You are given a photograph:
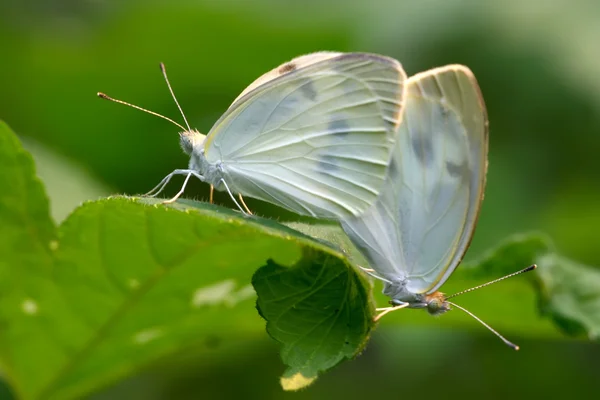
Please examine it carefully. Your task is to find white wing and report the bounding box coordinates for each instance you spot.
[230,52,343,106]
[204,52,407,219]
[341,65,488,294]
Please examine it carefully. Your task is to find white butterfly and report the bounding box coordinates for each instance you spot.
[99,52,407,219]
[340,65,535,349]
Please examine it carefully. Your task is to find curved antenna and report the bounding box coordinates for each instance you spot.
[446,265,537,300]
[97,92,187,131]
[447,301,519,350]
[160,62,192,132]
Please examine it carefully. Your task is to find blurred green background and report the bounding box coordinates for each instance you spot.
[1,0,599,398]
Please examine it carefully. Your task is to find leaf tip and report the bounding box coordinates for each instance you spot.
[280,372,316,391]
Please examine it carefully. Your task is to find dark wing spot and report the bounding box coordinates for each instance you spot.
[318,154,339,173]
[446,160,470,180]
[328,118,350,138]
[278,62,296,74]
[298,78,317,101]
[439,99,451,118]
[411,135,434,165]
[388,158,399,178]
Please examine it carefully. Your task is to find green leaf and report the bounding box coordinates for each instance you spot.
[0,121,374,398]
[252,248,373,391]
[535,253,600,339]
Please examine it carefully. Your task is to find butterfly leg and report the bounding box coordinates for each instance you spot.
[238,194,253,215]
[209,185,214,204]
[145,169,192,197]
[162,170,205,204]
[218,179,248,216]
[374,302,409,322]
[358,266,392,284]
[144,173,175,197]
[163,171,193,204]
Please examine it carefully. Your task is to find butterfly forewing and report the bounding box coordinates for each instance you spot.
[229,52,343,107]
[341,65,488,292]
[204,53,407,219]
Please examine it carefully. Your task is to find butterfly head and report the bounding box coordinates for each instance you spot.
[424,291,451,316]
[179,129,207,155]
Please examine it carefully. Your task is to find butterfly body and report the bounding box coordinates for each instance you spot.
[381,276,450,315]
[385,287,450,316]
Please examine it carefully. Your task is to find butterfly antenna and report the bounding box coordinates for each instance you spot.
[97,92,187,131]
[159,62,192,132]
[447,301,519,350]
[446,265,537,300]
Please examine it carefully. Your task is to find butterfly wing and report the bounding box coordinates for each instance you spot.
[341,65,488,293]
[203,52,407,219]
[229,52,343,107]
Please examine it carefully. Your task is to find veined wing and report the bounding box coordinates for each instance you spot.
[341,65,488,293]
[229,52,343,107]
[204,52,407,219]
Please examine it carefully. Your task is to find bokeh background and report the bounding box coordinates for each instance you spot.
[1,0,599,399]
